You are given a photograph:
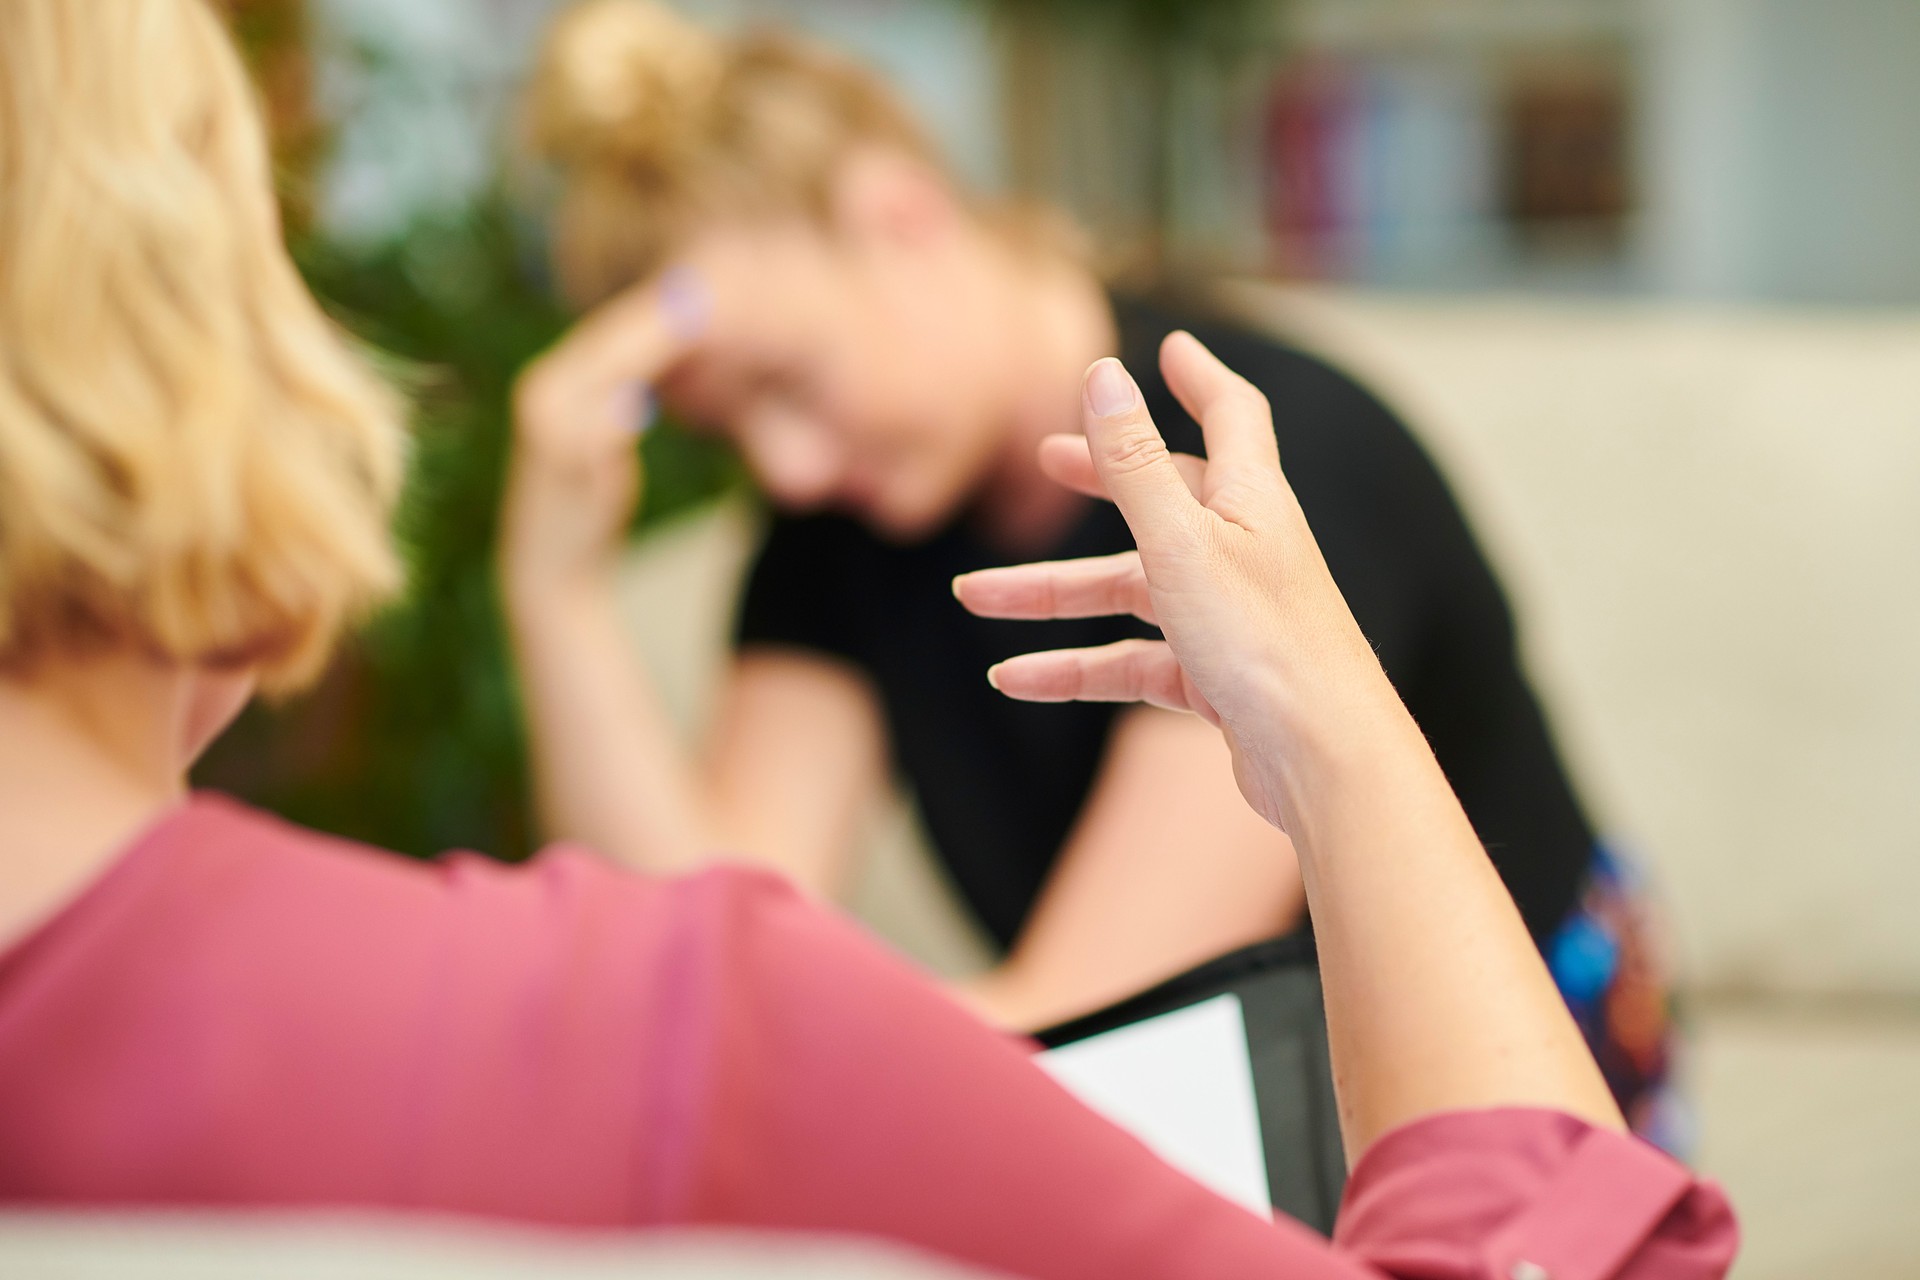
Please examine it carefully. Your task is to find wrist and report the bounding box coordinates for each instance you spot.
[1230,653,1427,833]
[500,556,619,629]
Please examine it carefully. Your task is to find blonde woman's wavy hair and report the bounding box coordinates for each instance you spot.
[0,0,406,693]
[525,0,1083,308]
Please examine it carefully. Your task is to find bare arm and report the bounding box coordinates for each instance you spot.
[505,577,710,872]
[955,333,1622,1160]
[704,648,888,892]
[956,704,1303,1031]
[505,570,885,889]
[500,275,883,890]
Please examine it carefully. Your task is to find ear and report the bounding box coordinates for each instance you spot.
[829,146,964,249]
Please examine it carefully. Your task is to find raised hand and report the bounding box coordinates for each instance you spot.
[959,332,1630,1149]
[954,331,1392,833]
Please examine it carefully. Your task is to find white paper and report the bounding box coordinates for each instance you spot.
[1037,994,1271,1215]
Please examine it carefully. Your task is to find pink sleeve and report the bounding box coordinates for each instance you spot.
[1336,1110,1739,1280]
[673,870,1357,1280]
[657,871,1737,1280]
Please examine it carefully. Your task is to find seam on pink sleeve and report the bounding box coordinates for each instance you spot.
[634,879,728,1222]
[1484,1132,1694,1280]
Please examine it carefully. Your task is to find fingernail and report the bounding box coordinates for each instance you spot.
[951,574,968,601]
[1086,358,1139,418]
[985,663,1004,691]
[659,265,712,342]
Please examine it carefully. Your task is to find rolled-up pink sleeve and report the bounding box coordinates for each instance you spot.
[1336,1109,1738,1280]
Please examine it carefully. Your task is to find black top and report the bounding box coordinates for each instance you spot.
[737,298,1594,949]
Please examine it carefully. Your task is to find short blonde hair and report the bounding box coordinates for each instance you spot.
[525,0,969,307]
[0,0,405,692]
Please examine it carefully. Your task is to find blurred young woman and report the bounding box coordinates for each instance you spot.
[504,0,1671,1129]
[0,3,1733,1273]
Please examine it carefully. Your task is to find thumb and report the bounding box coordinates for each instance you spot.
[1082,358,1201,542]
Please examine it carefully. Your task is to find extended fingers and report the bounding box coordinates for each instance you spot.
[986,639,1198,713]
[1158,331,1281,480]
[953,551,1155,624]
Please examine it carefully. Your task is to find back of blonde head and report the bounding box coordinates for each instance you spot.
[0,0,404,691]
[525,0,950,306]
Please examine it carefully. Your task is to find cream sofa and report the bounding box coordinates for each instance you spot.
[0,1215,994,1279]
[1214,285,1920,1002]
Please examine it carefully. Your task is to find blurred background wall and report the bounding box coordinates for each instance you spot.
[205,2,1919,1275]
[305,0,1920,303]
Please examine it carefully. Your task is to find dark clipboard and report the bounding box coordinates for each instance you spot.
[1035,932,1347,1234]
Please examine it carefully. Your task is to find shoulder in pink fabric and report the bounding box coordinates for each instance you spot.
[0,794,1737,1280]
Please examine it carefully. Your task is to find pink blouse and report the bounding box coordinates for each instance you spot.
[0,794,1735,1279]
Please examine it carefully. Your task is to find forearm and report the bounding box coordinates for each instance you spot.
[1260,672,1623,1158]
[504,573,717,873]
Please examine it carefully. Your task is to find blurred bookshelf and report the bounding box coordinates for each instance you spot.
[298,0,1920,304]
[997,0,1920,303]
[989,0,1649,291]
[1261,0,1639,291]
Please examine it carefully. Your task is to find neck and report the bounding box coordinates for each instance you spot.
[970,249,1118,553]
[0,652,198,952]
